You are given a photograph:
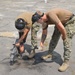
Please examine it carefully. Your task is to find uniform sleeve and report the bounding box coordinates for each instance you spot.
[48,12,61,24]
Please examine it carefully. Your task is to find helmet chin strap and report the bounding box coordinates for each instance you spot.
[41,13,44,17]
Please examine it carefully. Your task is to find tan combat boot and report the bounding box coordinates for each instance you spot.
[58,60,69,72]
[41,53,52,60]
[28,49,35,59]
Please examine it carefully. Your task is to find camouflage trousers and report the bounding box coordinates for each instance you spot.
[31,23,40,49]
[48,16,75,61]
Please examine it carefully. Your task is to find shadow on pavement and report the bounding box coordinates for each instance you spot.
[32,51,63,66]
[17,44,63,66]
[0,44,63,70]
[21,44,63,66]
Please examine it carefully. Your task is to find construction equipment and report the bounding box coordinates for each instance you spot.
[10,40,23,65]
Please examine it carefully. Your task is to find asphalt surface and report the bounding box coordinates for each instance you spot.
[0,0,75,75]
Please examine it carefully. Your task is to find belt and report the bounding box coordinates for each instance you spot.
[65,14,75,25]
[69,14,75,20]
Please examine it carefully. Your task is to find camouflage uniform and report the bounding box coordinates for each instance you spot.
[32,8,75,71]
[10,12,40,63]
[10,23,40,64]
[48,16,75,61]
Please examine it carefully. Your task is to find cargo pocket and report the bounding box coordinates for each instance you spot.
[65,21,75,38]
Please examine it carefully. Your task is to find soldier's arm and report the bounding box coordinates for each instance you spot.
[48,13,66,40]
[41,29,47,43]
[40,25,48,47]
[18,28,30,43]
[56,22,66,40]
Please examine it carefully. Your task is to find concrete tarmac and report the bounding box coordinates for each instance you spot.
[0,0,75,75]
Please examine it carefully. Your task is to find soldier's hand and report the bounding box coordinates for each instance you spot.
[62,35,66,40]
[38,42,44,51]
[15,43,20,47]
[40,42,44,47]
